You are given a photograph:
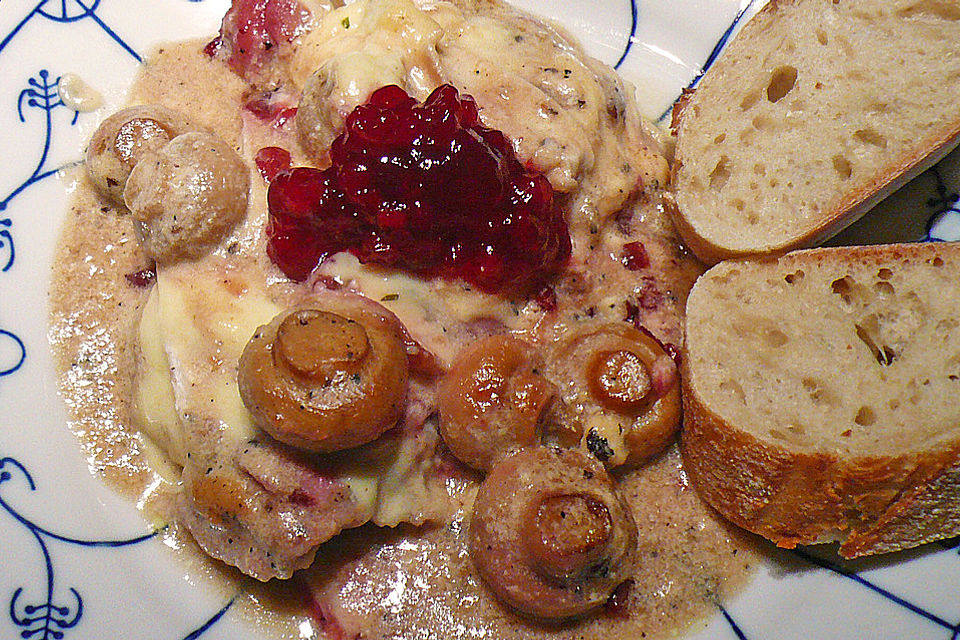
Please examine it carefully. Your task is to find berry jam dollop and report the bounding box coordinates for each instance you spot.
[266,84,571,292]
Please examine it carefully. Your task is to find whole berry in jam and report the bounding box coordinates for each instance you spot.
[266,84,571,293]
[255,146,292,182]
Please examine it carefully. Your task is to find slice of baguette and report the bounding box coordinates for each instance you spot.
[670,0,960,265]
[681,242,960,558]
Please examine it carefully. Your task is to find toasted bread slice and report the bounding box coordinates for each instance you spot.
[681,242,960,558]
[670,0,960,264]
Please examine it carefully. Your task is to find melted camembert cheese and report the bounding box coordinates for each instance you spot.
[136,255,452,525]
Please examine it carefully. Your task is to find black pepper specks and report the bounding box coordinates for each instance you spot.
[586,428,614,461]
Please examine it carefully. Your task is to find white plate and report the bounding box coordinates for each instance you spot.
[2,1,959,639]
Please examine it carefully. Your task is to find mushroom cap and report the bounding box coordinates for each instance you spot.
[124,131,250,263]
[547,323,681,467]
[86,104,195,206]
[238,296,410,452]
[438,334,556,471]
[468,446,638,620]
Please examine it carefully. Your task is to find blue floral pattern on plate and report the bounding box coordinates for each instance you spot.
[2,456,154,639]
[0,1,235,637]
[1,1,959,639]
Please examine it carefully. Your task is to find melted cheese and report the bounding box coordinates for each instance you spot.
[292,0,445,92]
[318,252,522,363]
[371,425,449,526]
[155,259,281,446]
[135,254,449,520]
[332,426,450,528]
[134,286,186,470]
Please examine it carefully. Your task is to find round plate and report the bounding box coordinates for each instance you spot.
[1,1,959,639]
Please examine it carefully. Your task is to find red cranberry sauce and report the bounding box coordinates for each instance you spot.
[255,146,292,182]
[266,84,571,293]
[245,92,298,127]
[621,241,650,271]
[125,265,157,288]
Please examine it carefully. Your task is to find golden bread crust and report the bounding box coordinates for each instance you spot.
[681,242,960,557]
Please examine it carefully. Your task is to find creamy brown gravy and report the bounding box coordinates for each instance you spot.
[49,6,759,639]
[304,454,757,640]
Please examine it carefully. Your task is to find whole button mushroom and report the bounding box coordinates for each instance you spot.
[469,446,637,620]
[547,323,681,467]
[86,104,194,206]
[297,50,406,161]
[237,297,409,452]
[123,131,250,263]
[438,334,557,471]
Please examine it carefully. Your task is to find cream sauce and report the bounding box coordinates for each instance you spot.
[49,1,759,638]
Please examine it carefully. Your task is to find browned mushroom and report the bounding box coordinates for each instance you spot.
[237,296,410,452]
[124,131,249,263]
[297,51,405,162]
[86,104,195,206]
[469,446,637,620]
[438,335,556,471]
[546,322,680,467]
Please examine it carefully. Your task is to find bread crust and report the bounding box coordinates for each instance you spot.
[672,126,960,265]
[680,243,960,558]
[681,375,960,557]
[669,0,960,265]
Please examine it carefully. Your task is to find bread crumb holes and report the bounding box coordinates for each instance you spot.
[936,317,958,332]
[769,425,806,443]
[766,65,798,103]
[897,1,960,21]
[709,156,731,190]
[836,34,855,57]
[854,406,876,426]
[873,281,895,296]
[831,276,854,303]
[854,128,887,148]
[740,90,760,111]
[719,380,746,404]
[752,114,772,131]
[784,269,804,284]
[763,328,789,347]
[802,377,830,404]
[832,154,853,180]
